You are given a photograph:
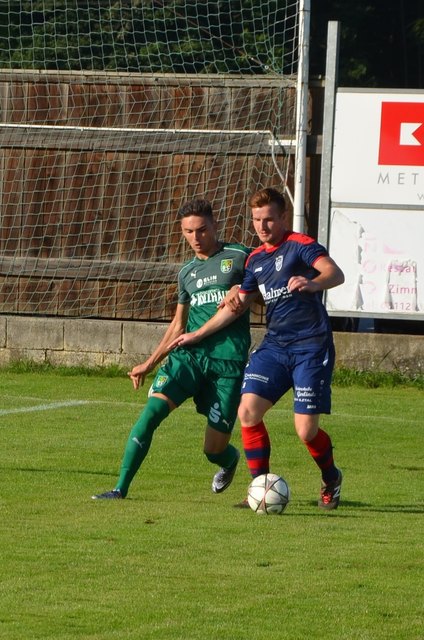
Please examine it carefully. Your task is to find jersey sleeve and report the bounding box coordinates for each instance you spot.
[177,268,190,304]
[299,239,328,268]
[239,255,260,294]
[283,231,328,268]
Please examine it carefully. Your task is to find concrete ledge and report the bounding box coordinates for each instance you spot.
[0,315,423,375]
[7,316,63,349]
[64,318,122,353]
[122,322,168,357]
[333,332,424,375]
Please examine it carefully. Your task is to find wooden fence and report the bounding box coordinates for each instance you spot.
[0,70,324,321]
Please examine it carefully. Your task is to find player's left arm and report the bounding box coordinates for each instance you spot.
[288,255,344,294]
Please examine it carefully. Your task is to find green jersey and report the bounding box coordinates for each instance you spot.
[178,242,251,362]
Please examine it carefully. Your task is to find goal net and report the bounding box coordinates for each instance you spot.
[0,1,301,321]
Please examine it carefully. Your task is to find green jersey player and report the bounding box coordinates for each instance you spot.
[92,199,250,500]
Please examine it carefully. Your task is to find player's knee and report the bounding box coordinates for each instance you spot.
[131,396,170,436]
[238,403,257,426]
[238,394,269,425]
[295,415,319,442]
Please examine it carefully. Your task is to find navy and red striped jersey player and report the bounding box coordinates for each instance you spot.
[171,188,345,510]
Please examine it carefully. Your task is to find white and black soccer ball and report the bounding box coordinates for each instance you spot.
[247,473,290,515]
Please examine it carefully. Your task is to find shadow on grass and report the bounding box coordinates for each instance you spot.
[6,467,424,514]
[359,504,424,514]
[300,499,424,514]
[3,465,117,478]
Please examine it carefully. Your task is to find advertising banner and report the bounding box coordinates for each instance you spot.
[331,91,424,207]
[326,89,424,318]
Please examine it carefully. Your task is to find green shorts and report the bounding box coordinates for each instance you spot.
[150,349,245,433]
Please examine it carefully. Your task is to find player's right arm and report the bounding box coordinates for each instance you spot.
[219,284,261,313]
[128,303,189,390]
[169,291,256,349]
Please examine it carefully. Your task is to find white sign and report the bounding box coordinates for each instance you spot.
[327,207,423,314]
[325,90,424,319]
[331,90,424,206]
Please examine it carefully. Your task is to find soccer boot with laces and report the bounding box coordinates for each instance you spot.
[212,450,240,493]
[318,469,342,510]
[92,489,124,500]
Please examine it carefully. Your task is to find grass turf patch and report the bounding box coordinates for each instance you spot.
[0,368,423,639]
[3,359,423,388]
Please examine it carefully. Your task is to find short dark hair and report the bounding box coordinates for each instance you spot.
[249,188,286,212]
[178,199,213,219]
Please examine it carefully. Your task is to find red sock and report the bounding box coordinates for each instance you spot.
[241,422,271,478]
[305,428,338,483]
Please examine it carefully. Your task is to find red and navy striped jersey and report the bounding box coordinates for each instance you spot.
[240,231,332,347]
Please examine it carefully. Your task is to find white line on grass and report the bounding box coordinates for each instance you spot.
[0,400,92,416]
[0,399,421,426]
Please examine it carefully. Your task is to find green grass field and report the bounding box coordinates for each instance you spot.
[1,366,423,639]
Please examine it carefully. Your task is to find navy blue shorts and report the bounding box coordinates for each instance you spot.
[241,340,335,415]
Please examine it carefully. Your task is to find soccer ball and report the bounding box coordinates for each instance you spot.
[247,473,290,515]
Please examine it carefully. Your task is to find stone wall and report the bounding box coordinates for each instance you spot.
[0,315,423,375]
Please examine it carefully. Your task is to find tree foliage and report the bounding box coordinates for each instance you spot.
[0,1,297,75]
[310,1,423,88]
[0,1,422,87]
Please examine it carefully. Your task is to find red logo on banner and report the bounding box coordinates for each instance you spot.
[378,102,424,166]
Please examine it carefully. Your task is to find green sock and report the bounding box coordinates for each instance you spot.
[205,444,239,469]
[115,396,170,497]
